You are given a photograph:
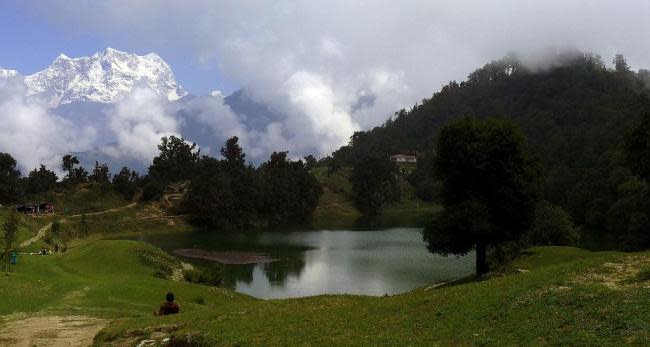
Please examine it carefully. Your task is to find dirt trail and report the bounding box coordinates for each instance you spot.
[18,223,52,248]
[18,202,138,248]
[68,202,137,218]
[0,315,106,347]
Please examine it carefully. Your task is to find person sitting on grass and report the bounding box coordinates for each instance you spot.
[154,292,180,316]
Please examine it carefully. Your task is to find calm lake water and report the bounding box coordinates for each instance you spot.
[130,228,475,299]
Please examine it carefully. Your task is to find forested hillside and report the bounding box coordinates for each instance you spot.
[334,52,650,246]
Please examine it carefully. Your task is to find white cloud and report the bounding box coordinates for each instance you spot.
[283,70,360,154]
[24,1,650,161]
[103,86,180,162]
[0,76,95,174]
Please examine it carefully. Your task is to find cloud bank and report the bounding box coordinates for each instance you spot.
[3,1,650,170]
[0,76,95,173]
[103,86,180,162]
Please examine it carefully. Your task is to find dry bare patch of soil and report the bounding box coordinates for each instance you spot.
[0,315,106,347]
[572,255,650,289]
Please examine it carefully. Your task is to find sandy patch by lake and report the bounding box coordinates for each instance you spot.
[173,249,277,264]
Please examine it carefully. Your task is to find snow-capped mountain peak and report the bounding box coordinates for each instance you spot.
[23,48,187,107]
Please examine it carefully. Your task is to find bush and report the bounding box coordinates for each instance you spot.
[182,265,223,286]
[141,180,165,201]
[137,246,179,278]
[524,201,580,246]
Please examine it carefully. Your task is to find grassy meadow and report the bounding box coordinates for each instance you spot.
[0,181,648,346]
[1,238,649,345]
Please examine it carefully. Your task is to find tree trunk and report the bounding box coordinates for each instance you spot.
[475,242,489,277]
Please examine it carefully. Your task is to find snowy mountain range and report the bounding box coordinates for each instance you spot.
[3,48,187,107]
[0,48,282,172]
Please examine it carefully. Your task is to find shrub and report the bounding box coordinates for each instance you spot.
[182,265,223,286]
[137,246,179,278]
[524,201,580,246]
[141,181,165,201]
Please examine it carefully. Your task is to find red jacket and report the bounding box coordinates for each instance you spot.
[158,302,180,315]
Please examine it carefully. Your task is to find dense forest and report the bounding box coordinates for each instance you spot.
[333,51,650,250]
[0,135,322,231]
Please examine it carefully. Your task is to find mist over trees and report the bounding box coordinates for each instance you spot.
[334,51,650,252]
[1,50,649,253]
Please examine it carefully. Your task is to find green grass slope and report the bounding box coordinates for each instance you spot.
[0,208,49,248]
[0,240,251,319]
[1,240,649,346]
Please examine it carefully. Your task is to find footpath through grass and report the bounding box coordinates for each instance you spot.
[1,239,649,346]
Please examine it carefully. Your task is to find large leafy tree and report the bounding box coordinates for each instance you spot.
[303,155,317,171]
[61,155,79,178]
[220,136,246,166]
[0,153,21,203]
[112,167,140,200]
[90,162,110,184]
[26,165,58,194]
[61,154,87,185]
[350,155,400,215]
[184,137,258,230]
[423,118,539,276]
[258,152,323,226]
[148,136,200,184]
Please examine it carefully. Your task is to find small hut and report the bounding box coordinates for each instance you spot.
[16,202,55,215]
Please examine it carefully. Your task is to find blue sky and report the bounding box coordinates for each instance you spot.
[0,2,238,95]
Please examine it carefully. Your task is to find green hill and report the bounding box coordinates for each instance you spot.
[334,53,650,243]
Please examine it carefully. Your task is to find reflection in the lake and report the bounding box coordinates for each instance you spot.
[128,228,475,299]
